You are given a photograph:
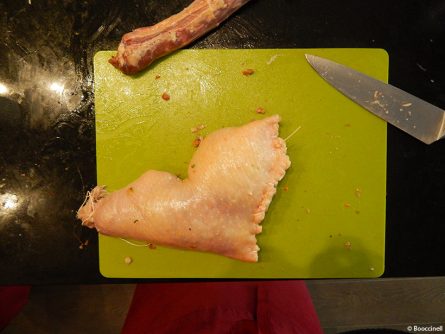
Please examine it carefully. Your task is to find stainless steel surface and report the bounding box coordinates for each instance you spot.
[305,54,445,144]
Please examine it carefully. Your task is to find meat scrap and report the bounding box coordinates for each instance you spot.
[192,136,203,148]
[109,0,251,75]
[161,92,171,101]
[77,116,291,262]
[242,68,255,76]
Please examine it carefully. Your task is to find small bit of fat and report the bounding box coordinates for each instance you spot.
[191,124,206,133]
[266,54,280,65]
[170,31,178,42]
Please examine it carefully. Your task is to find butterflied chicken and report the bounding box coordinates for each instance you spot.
[109,0,250,74]
[77,115,291,262]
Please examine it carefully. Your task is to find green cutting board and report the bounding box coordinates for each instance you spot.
[94,48,387,278]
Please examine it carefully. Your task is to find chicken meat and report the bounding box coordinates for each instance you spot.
[77,115,291,262]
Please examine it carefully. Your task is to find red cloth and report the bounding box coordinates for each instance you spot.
[0,285,31,330]
[122,281,322,334]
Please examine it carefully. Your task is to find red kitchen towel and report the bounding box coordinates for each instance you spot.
[122,281,322,334]
[0,285,30,330]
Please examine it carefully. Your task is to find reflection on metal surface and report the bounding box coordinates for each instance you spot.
[0,83,9,95]
[1,193,19,211]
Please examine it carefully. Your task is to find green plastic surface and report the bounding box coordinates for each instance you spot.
[94,49,388,278]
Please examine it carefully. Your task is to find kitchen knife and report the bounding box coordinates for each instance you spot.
[305,54,445,144]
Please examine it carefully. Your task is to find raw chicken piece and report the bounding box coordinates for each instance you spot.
[109,0,250,74]
[77,115,291,262]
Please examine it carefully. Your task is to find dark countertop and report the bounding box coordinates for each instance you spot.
[1,0,444,284]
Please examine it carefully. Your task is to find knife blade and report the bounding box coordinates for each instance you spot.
[305,54,445,144]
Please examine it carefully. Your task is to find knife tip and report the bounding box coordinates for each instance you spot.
[304,53,316,63]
